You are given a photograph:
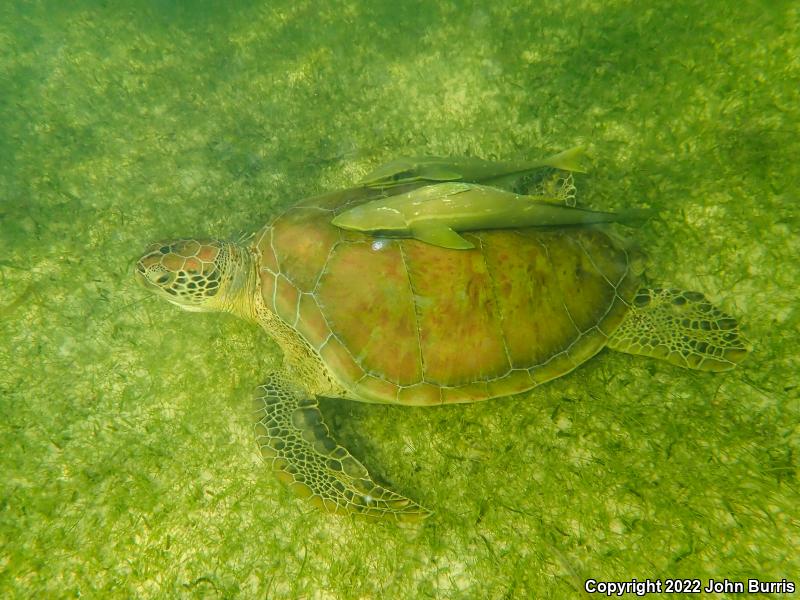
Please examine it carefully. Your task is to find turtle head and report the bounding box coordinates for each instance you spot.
[136,238,252,315]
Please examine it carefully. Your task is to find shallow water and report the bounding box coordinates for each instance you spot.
[1,1,797,598]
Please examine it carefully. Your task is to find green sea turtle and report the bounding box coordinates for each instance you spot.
[135,154,749,521]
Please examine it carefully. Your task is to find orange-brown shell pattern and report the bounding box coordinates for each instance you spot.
[255,189,640,406]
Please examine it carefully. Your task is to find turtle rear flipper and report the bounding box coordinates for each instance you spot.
[607,288,750,371]
[253,370,431,521]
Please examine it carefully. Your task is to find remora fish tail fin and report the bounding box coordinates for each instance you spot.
[541,146,589,173]
[615,207,657,225]
[411,225,475,250]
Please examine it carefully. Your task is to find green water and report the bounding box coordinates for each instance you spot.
[1,1,797,598]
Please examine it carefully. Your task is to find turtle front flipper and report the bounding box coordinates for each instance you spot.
[253,370,431,522]
[607,288,751,371]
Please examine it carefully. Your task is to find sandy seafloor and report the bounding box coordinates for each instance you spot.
[1,1,798,598]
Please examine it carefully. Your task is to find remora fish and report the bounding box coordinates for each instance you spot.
[360,146,588,189]
[331,182,650,250]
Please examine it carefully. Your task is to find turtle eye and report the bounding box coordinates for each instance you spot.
[156,273,171,285]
